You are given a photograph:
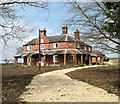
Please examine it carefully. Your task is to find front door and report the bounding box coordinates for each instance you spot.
[28,57,31,66]
[41,57,44,66]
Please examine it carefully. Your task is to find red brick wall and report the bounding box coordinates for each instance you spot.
[23,34,92,53]
[24,41,77,52]
[80,45,84,50]
[24,46,27,52]
[36,34,49,43]
[48,42,76,50]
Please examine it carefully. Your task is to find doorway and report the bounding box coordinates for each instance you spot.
[41,57,44,66]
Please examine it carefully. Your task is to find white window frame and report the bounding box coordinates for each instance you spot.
[89,47,91,51]
[28,57,30,63]
[84,46,87,51]
[41,39,44,43]
[53,55,59,62]
[53,43,58,48]
[76,43,80,48]
[40,44,44,49]
[27,45,32,51]
[68,55,74,62]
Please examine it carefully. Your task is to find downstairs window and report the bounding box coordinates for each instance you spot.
[68,55,74,62]
[53,55,59,62]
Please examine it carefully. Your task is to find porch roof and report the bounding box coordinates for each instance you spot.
[14,51,43,58]
[14,49,97,58]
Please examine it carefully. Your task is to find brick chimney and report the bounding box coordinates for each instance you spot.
[74,29,80,40]
[62,25,68,34]
[40,27,47,36]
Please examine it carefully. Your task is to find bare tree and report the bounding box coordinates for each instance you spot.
[16,46,24,54]
[0,0,48,45]
[2,59,13,64]
[65,1,120,54]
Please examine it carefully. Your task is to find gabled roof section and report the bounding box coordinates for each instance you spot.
[92,50,105,56]
[47,34,73,42]
[23,38,37,46]
[36,34,49,44]
[68,36,89,46]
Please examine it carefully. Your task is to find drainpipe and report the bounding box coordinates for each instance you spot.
[22,56,24,66]
[39,29,41,71]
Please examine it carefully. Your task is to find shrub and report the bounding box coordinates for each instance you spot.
[73,64,84,67]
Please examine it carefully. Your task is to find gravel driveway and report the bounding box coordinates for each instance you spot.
[20,65,118,102]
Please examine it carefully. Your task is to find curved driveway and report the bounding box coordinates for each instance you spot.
[20,65,118,102]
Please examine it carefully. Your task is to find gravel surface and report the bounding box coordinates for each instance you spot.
[20,65,118,102]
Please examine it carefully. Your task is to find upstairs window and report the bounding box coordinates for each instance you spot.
[41,44,44,49]
[89,47,91,51]
[41,39,44,43]
[53,55,59,62]
[76,43,80,48]
[27,45,32,50]
[84,46,87,51]
[28,57,30,63]
[53,43,58,48]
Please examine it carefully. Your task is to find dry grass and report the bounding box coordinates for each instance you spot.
[2,64,74,103]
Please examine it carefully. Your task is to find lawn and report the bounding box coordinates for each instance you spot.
[66,65,119,96]
[2,64,74,103]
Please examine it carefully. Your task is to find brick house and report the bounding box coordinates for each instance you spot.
[14,25,100,66]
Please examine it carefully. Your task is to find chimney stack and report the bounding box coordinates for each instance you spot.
[74,29,80,40]
[40,27,47,36]
[62,25,68,34]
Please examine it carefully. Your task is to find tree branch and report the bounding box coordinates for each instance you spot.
[74,2,120,45]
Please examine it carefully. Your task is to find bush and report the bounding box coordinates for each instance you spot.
[73,64,84,67]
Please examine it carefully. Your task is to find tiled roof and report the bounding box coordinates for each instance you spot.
[92,50,105,56]
[14,49,98,58]
[24,38,37,46]
[14,49,88,58]
[47,35,73,42]
[23,34,89,46]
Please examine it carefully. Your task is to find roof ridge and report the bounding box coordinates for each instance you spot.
[47,35,62,37]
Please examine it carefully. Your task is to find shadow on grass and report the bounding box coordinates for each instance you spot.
[2,64,75,103]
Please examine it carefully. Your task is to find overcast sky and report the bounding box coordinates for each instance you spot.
[1,2,118,63]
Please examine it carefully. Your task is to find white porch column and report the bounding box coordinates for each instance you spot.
[22,57,24,66]
[64,54,67,65]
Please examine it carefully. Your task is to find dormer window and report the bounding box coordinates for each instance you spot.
[53,43,58,48]
[41,39,44,43]
[84,46,87,51]
[27,45,32,50]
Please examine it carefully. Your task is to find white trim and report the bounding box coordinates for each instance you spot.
[41,44,45,49]
[53,43,58,48]
[64,50,67,54]
[65,34,68,41]
[41,39,44,43]
[89,47,91,51]
[27,45,32,51]
[84,46,87,51]
[53,55,59,62]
